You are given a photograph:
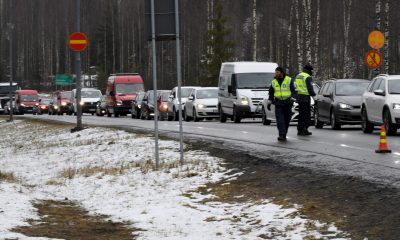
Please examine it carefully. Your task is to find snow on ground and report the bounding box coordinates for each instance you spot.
[0,119,349,239]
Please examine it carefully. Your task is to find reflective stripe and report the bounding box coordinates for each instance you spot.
[295,72,310,95]
[380,139,387,143]
[272,76,292,100]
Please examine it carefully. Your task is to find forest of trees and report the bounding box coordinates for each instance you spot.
[0,0,399,92]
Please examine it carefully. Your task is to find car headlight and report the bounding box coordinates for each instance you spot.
[393,103,400,110]
[20,103,25,107]
[338,103,353,109]
[240,96,249,105]
[54,106,59,109]
[61,102,67,106]
[35,103,39,106]
[40,106,46,109]
[79,101,84,106]
[138,104,141,109]
[162,104,168,109]
[116,100,123,106]
[197,104,205,109]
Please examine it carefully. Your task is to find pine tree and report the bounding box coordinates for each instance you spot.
[203,0,235,86]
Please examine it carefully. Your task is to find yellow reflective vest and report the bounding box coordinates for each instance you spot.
[272,76,292,100]
[295,72,310,96]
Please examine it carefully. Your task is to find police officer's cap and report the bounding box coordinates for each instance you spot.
[303,64,313,71]
[275,66,285,74]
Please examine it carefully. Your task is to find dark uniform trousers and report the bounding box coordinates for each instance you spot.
[275,103,293,136]
[297,102,311,131]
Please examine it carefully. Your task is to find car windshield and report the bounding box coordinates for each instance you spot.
[21,95,38,102]
[161,94,169,101]
[177,88,193,98]
[335,82,370,96]
[61,92,71,99]
[235,73,275,89]
[388,79,400,94]
[41,99,51,105]
[116,84,144,95]
[136,93,145,101]
[81,91,101,98]
[313,84,320,94]
[196,89,218,99]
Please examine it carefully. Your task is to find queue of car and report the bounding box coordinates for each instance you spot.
[1,64,400,136]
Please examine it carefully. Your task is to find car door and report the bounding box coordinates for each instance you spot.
[185,89,195,117]
[319,82,333,120]
[367,78,383,122]
[374,78,387,123]
[315,82,326,120]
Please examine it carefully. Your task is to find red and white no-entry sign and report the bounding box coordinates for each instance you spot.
[68,32,88,52]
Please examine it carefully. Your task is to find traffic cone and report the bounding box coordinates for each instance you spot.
[375,125,392,153]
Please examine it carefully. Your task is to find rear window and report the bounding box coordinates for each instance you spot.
[335,82,369,96]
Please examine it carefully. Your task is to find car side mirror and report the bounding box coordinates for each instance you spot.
[188,96,194,100]
[374,89,385,96]
[169,95,174,99]
[323,93,332,98]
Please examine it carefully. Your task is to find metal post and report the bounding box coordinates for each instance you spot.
[7,23,14,122]
[151,0,160,169]
[175,0,184,164]
[75,0,83,130]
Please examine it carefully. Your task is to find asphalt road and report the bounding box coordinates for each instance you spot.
[18,114,400,188]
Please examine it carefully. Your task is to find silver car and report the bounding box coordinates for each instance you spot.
[184,87,219,122]
[361,74,400,135]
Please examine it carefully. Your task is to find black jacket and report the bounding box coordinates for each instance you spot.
[268,75,296,105]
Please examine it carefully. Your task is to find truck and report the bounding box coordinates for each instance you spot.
[105,73,145,117]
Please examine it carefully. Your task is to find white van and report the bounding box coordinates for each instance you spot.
[218,62,278,123]
[68,88,102,115]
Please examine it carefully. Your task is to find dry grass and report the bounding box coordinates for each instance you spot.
[0,171,16,182]
[13,200,139,240]
[59,165,125,179]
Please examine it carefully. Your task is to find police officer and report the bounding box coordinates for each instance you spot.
[267,67,296,141]
[295,64,316,136]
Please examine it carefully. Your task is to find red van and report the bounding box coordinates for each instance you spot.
[106,73,144,117]
[55,91,72,115]
[15,90,39,114]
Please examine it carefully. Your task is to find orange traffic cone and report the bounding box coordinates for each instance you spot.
[375,125,392,153]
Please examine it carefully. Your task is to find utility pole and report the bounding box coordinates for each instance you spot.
[150,0,160,169]
[175,0,184,164]
[7,23,15,122]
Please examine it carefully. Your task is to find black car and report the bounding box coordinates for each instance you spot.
[140,90,169,120]
[314,79,370,129]
[96,95,108,116]
[131,92,145,119]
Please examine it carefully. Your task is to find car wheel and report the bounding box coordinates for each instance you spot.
[233,106,241,123]
[262,107,271,126]
[136,109,141,119]
[383,109,397,136]
[330,110,341,130]
[219,106,227,123]
[314,108,324,129]
[361,107,374,134]
[114,111,119,117]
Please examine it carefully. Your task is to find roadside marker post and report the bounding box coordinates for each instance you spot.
[375,125,391,153]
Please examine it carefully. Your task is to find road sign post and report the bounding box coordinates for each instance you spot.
[69,0,88,132]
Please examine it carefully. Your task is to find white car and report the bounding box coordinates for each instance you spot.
[167,86,200,121]
[184,87,219,122]
[69,88,102,115]
[258,83,320,125]
[361,74,400,135]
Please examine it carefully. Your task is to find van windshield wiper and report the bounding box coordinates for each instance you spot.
[390,92,400,94]
[117,93,126,96]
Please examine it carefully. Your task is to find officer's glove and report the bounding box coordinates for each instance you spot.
[267,100,272,111]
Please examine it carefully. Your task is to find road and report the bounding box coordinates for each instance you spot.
[19,114,400,188]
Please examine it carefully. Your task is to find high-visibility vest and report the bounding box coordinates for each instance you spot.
[272,76,292,100]
[295,72,310,95]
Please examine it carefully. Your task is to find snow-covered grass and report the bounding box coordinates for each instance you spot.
[0,119,349,239]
